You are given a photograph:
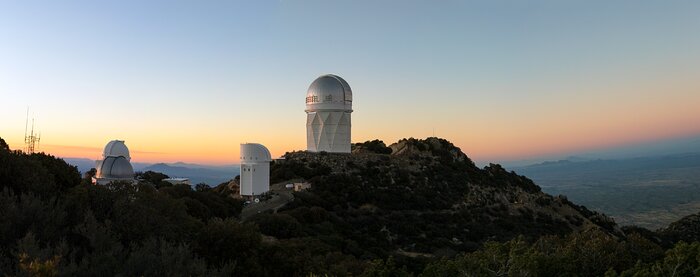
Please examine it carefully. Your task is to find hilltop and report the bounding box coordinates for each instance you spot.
[658,211,700,245]
[253,137,619,257]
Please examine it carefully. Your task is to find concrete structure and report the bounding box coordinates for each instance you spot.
[305,74,353,153]
[93,140,135,185]
[293,182,311,192]
[240,143,271,196]
[163,178,190,185]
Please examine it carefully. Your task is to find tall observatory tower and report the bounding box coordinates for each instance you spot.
[305,74,353,153]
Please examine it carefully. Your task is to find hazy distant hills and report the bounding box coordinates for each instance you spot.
[62,158,239,186]
[513,152,700,229]
[143,163,238,186]
[61,158,98,174]
[498,134,700,168]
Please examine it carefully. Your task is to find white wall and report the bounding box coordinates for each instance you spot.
[240,163,270,196]
[306,111,351,153]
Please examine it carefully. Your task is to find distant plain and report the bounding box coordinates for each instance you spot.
[514,153,700,229]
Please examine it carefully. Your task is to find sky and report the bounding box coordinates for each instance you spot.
[1,0,699,165]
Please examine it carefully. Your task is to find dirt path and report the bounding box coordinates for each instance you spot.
[240,183,295,221]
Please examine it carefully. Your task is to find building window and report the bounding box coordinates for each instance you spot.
[306,95,322,103]
[325,94,332,102]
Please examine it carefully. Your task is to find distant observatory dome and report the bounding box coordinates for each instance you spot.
[103,140,130,160]
[305,74,352,112]
[240,143,272,196]
[95,156,134,179]
[240,143,272,163]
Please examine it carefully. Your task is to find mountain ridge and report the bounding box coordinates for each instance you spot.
[3,136,700,275]
[235,137,623,255]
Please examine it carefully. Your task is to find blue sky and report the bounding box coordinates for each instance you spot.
[1,1,699,164]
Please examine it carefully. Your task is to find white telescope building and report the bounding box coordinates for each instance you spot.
[305,74,353,153]
[93,140,135,185]
[240,143,271,197]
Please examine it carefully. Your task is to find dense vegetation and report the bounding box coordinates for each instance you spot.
[352,140,393,154]
[0,138,246,276]
[420,231,700,276]
[268,138,614,257]
[2,137,700,276]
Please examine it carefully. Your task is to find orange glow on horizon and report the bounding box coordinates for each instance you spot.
[3,65,699,166]
[6,122,699,167]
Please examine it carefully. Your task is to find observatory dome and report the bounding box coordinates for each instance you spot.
[240,143,272,164]
[103,140,130,160]
[305,74,352,112]
[95,156,134,179]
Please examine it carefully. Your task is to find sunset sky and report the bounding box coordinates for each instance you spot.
[1,1,699,165]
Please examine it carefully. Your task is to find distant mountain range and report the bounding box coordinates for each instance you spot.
[512,152,700,229]
[143,163,238,186]
[62,158,239,186]
[497,134,700,167]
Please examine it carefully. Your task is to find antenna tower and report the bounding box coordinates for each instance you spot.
[24,108,41,154]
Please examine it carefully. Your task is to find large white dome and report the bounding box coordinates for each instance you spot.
[103,140,130,160]
[305,74,352,112]
[95,156,134,179]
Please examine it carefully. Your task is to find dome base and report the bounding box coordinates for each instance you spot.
[306,111,351,153]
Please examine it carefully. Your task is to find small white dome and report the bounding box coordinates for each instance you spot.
[305,74,352,112]
[240,143,272,164]
[95,156,134,179]
[103,140,130,160]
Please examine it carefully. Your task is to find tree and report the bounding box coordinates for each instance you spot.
[0,137,9,152]
[250,213,303,239]
[135,171,169,187]
[82,168,97,185]
[195,183,209,192]
[353,140,392,154]
[195,218,261,269]
[361,257,412,277]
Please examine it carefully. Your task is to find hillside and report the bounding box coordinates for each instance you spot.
[260,137,620,256]
[658,211,700,244]
[3,136,700,276]
[513,153,700,229]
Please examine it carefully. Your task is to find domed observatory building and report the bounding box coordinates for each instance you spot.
[240,143,272,198]
[305,74,353,153]
[92,140,135,185]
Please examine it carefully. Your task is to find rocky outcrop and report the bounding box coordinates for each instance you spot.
[212,176,242,199]
[658,212,700,244]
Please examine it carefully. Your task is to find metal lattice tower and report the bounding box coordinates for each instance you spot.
[24,108,41,154]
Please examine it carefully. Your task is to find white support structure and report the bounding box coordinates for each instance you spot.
[240,143,271,196]
[305,74,353,153]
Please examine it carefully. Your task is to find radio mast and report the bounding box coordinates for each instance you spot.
[24,108,41,154]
